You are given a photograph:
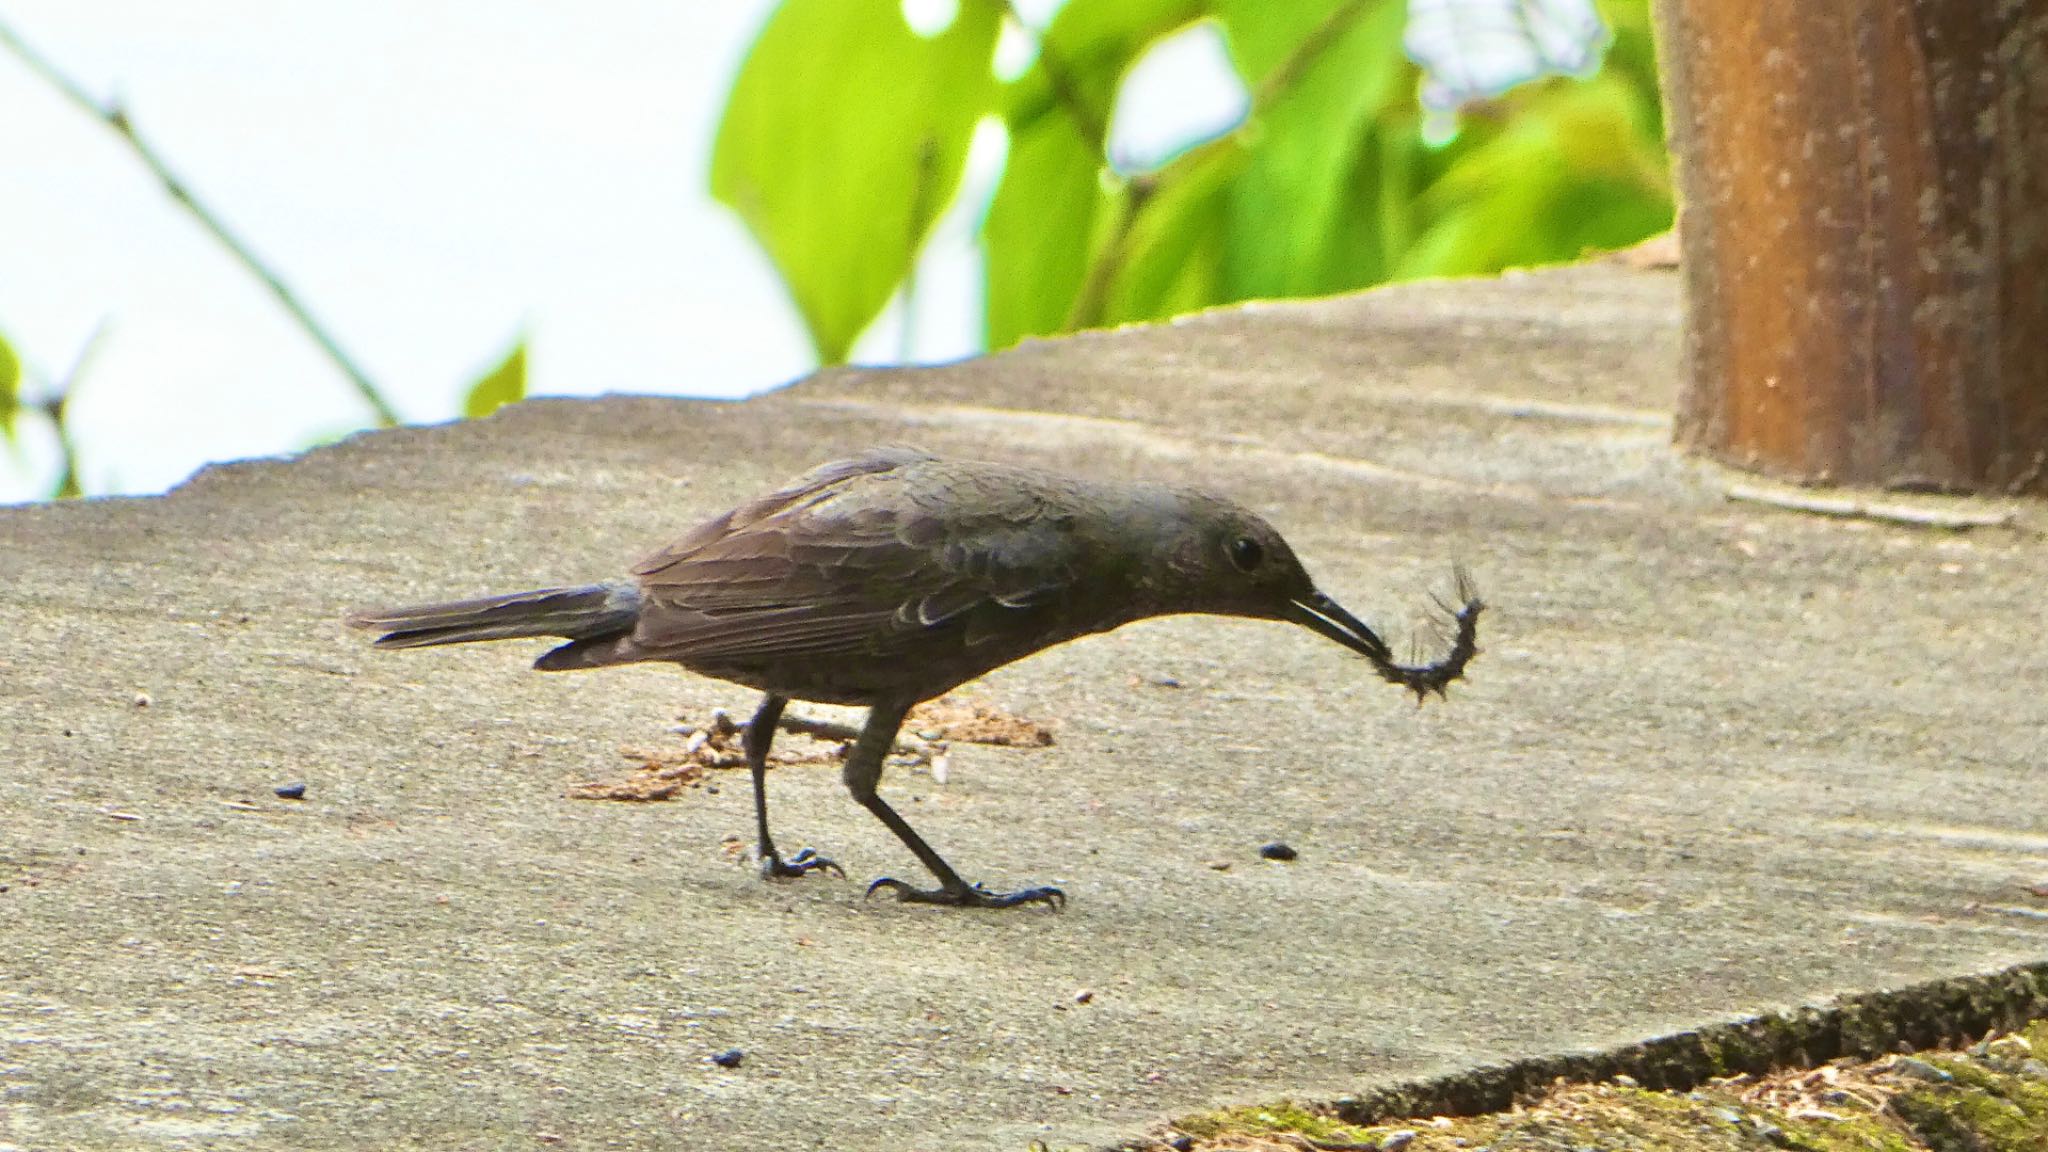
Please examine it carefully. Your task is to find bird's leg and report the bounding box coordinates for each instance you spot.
[849,702,1063,911]
[746,692,842,881]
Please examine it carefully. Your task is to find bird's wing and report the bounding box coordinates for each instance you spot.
[632,445,937,571]
[627,456,1083,665]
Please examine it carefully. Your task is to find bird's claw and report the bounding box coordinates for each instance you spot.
[760,846,845,880]
[863,876,1065,911]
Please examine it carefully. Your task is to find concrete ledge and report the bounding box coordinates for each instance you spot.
[1329,959,2048,1129]
[5,264,2047,1150]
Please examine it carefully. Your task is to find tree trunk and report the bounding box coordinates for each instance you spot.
[1654,1,2048,494]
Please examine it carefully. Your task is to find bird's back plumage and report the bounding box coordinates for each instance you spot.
[570,447,1159,702]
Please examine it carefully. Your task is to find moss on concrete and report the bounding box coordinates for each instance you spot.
[1172,1101,1380,1144]
[1247,964,2048,1134]
[1166,1018,2048,1152]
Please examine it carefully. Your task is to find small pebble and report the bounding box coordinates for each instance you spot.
[1073,989,1094,1005]
[133,692,152,708]
[274,782,307,800]
[1259,841,1298,862]
[1381,1130,1417,1152]
[1166,1136,1194,1152]
[1206,859,1232,872]
[1891,1056,1952,1083]
[1611,1073,1639,1088]
[708,1048,744,1069]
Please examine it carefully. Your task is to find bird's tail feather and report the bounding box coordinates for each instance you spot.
[346,583,640,650]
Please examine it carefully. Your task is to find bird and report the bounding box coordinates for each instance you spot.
[347,447,1482,910]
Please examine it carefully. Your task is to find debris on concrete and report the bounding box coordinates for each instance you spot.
[566,696,1051,801]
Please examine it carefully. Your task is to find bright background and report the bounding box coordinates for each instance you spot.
[0,0,1267,500]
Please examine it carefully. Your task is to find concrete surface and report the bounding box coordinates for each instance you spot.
[4,263,2048,1151]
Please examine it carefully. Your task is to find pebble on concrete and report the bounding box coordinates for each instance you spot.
[1890,1056,1953,1083]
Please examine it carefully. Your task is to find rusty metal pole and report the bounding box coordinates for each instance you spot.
[1653,2,2048,494]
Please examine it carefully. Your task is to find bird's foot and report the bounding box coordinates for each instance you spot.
[864,877,1065,911]
[760,846,845,881]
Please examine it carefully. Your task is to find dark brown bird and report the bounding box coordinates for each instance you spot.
[347,447,1481,910]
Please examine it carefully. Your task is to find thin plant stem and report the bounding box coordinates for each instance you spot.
[0,13,403,427]
[1048,0,1380,335]
[40,318,110,498]
[1000,0,1111,146]
[1254,0,1378,107]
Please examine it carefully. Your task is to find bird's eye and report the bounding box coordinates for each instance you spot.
[1228,535,1264,572]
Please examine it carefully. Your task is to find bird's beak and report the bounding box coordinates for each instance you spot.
[1285,591,1393,663]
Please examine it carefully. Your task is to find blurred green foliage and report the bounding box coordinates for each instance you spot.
[463,338,529,420]
[0,328,18,445]
[714,0,1002,364]
[714,0,1671,363]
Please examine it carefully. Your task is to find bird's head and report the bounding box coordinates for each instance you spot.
[1155,496,1307,612]
[1115,485,1479,699]
[1147,494,1388,665]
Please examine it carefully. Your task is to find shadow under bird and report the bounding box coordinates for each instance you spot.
[347,448,1482,910]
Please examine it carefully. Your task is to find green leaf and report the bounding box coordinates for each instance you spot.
[1219,0,1409,298]
[1397,74,1672,278]
[712,0,1001,364]
[1102,138,1248,324]
[986,0,1208,347]
[1214,0,1360,86]
[984,108,1116,348]
[0,327,18,446]
[1389,0,1669,279]
[1395,172,1560,279]
[1004,0,1207,133]
[1595,0,1664,142]
[463,339,526,419]
[1368,117,1423,266]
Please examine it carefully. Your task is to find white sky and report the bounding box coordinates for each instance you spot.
[0,0,1251,501]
